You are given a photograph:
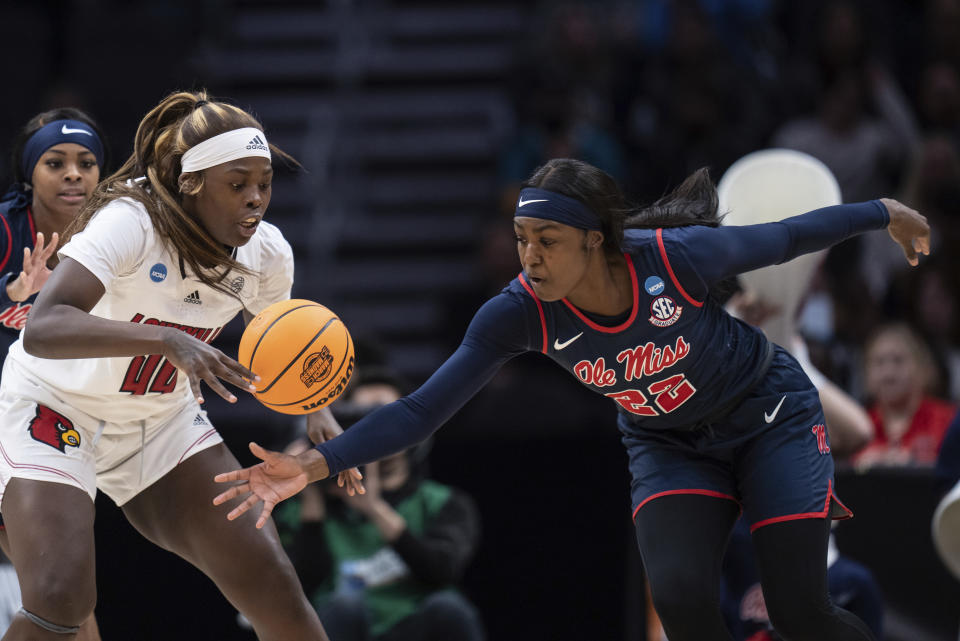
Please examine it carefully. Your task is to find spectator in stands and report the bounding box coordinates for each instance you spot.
[275,367,485,641]
[854,322,958,467]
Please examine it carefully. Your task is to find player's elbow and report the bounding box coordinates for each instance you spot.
[22,310,55,357]
[22,323,44,356]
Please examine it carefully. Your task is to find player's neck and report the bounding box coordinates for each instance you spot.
[566,252,632,316]
[30,198,72,255]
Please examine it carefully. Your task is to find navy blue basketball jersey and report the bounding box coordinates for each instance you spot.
[0,197,41,360]
[316,200,889,475]
[508,227,769,433]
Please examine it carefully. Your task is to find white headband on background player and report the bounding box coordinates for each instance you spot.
[180,127,271,174]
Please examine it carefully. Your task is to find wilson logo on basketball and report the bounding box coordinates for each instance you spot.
[300,346,334,387]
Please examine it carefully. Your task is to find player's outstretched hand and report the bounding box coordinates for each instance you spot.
[881,198,931,266]
[161,330,259,404]
[6,231,59,302]
[213,442,331,528]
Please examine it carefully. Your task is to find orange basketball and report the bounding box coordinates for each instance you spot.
[238,299,355,415]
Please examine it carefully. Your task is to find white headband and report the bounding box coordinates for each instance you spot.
[180,127,272,173]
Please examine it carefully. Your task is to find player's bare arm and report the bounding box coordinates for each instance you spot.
[24,256,258,403]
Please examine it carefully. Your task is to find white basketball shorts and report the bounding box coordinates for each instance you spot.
[0,364,222,507]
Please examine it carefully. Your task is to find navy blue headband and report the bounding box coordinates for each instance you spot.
[20,119,105,183]
[514,187,602,231]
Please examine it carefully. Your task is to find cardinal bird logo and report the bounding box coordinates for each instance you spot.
[28,405,81,452]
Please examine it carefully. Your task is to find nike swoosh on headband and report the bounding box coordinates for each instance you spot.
[61,125,93,136]
[518,198,548,207]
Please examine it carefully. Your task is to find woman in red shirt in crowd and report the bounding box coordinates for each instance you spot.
[855,322,958,466]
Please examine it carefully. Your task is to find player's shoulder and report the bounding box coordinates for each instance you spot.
[467,277,530,322]
[501,275,537,305]
[253,220,291,253]
[89,196,153,232]
[622,227,658,252]
[0,194,22,219]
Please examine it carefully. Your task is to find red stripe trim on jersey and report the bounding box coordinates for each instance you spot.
[178,428,218,464]
[632,488,739,520]
[561,253,640,333]
[0,440,85,487]
[26,207,36,245]
[656,228,703,308]
[518,273,548,354]
[0,212,12,272]
[749,479,852,532]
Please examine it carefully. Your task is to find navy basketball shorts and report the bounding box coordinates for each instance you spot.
[624,350,852,532]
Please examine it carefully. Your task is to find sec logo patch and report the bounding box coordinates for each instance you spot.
[649,296,682,327]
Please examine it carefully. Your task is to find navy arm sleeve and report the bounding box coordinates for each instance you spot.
[662,200,889,301]
[0,209,15,311]
[0,272,16,310]
[315,293,532,475]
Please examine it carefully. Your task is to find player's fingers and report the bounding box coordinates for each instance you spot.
[227,494,260,521]
[901,240,918,266]
[201,368,237,403]
[248,441,274,463]
[211,356,259,393]
[217,353,260,384]
[39,233,59,260]
[212,483,248,505]
[344,469,365,495]
[187,372,204,404]
[214,468,250,483]
[256,501,276,529]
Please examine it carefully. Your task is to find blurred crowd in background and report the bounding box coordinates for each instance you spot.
[3,1,960,640]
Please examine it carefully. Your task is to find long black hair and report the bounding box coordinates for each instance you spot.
[523,159,723,254]
[624,167,723,230]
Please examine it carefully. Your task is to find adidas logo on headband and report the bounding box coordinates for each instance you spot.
[246,135,268,152]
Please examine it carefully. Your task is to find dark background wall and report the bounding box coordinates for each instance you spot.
[4,0,960,639]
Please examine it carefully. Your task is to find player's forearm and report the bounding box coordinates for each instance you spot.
[775,200,889,262]
[23,303,175,359]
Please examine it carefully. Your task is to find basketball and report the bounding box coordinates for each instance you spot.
[238,299,355,415]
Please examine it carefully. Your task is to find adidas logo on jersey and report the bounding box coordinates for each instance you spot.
[183,290,202,305]
[246,135,268,152]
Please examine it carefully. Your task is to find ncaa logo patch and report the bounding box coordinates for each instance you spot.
[150,263,167,283]
[649,296,682,327]
[644,276,665,296]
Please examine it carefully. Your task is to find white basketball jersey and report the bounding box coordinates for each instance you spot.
[4,198,293,425]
